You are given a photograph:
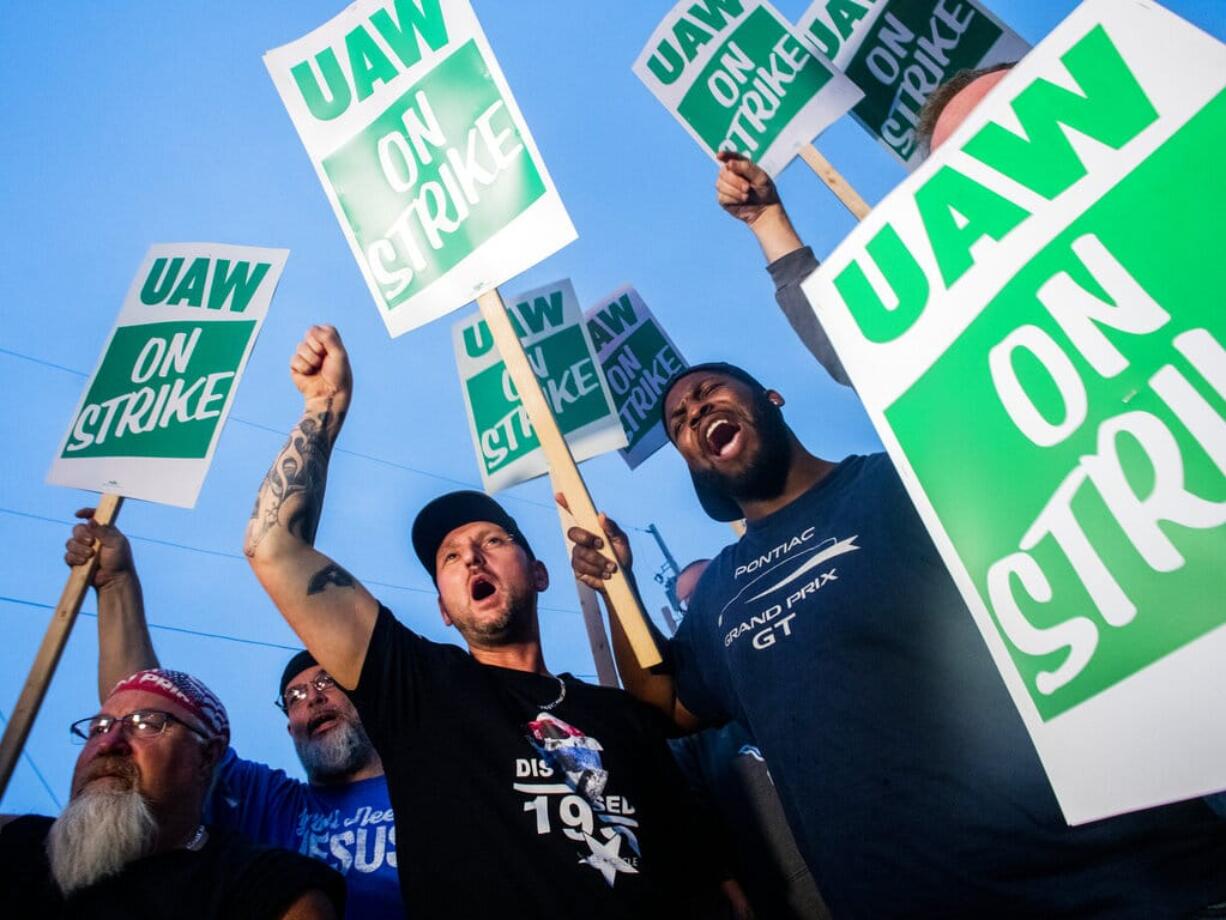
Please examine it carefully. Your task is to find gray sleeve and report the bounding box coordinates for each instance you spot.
[768,246,853,388]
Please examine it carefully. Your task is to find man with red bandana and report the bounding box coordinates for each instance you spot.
[0,668,343,918]
[61,510,401,919]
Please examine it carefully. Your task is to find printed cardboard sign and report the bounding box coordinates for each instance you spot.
[584,286,687,469]
[48,243,288,508]
[454,280,626,492]
[265,0,576,337]
[801,0,1226,824]
[797,0,1028,168]
[634,0,863,176]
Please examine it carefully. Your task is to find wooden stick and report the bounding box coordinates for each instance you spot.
[800,143,871,221]
[554,495,619,687]
[576,585,619,687]
[660,606,678,636]
[0,493,124,801]
[477,289,662,668]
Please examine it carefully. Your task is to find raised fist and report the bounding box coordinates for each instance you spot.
[290,324,353,415]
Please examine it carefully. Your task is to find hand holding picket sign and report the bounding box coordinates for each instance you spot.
[558,494,634,594]
[64,508,134,591]
[715,150,781,226]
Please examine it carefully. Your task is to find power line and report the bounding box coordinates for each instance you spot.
[0,506,586,619]
[0,344,564,517]
[0,594,301,653]
[0,704,62,810]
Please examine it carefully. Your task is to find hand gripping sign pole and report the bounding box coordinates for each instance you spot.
[0,494,123,799]
[800,143,871,220]
[478,288,661,669]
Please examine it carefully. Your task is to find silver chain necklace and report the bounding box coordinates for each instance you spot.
[184,825,208,852]
[538,675,567,712]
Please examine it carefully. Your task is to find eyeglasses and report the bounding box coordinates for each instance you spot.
[70,709,212,745]
[276,672,337,713]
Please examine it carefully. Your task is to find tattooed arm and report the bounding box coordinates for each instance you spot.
[244,325,378,690]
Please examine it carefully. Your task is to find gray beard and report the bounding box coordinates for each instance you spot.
[295,717,375,782]
[46,787,157,896]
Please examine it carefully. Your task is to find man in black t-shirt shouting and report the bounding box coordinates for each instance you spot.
[244,325,720,920]
[0,668,343,918]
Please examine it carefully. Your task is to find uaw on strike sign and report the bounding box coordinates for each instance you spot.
[265,0,575,337]
[796,0,1028,169]
[802,0,1226,824]
[47,243,287,508]
[635,0,862,177]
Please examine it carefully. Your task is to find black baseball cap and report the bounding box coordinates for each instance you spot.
[412,490,534,580]
[660,362,769,523]
[279,650,318,699]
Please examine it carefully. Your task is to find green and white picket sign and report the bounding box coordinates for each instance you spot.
[47,243,289,508]
[454,279,626,492]
[796,0,1028,169]
[584,286,687,470]
[801,0,1226,824]
[264,0,576,338]
[634,0,863,177]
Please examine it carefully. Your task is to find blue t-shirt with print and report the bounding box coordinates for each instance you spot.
[671,452,1226,919]
[207,749,401,919]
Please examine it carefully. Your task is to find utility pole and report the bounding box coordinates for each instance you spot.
[645,524,682,623]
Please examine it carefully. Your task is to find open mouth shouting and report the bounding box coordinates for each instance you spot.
[701,414,745,462]
[307,710,343,737]
[470,574,498,603]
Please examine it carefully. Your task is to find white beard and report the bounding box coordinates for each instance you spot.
[294,717,374,782]
[46,786,157,896]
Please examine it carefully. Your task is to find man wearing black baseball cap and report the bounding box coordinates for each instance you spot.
[244,325,725,919]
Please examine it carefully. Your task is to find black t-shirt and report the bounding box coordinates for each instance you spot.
[347,604,716,919]
[0,815,344,919]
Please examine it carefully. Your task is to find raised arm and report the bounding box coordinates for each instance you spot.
[716,151,852,387]
[64,508,159,702]
[564,508,703,733]
[244,325,377,690]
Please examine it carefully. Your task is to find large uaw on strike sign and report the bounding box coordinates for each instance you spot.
[264,0,576,337]
[635,0,863,176]
[47,243,288,508]
[796,0,1029,169]
[802,0,1226,824]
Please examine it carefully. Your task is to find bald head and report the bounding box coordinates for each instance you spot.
[930,69,1011,151]
[916,62,1015,155]
[675,559,711,607]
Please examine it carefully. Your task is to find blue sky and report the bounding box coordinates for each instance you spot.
[1,0,1222,813]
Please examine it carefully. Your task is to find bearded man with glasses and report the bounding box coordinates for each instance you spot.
[51,509,400,920]
[0,669,343,918]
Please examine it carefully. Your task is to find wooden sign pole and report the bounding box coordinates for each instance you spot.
[0,493,124,801]
[477,289,662,668]
[800,143,871,221]
[576,584,620,687]
[554,494,619,687]
[660,606,678,636]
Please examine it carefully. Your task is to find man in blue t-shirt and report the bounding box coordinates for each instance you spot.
[568,66,1226,912]
[64,513,401,919]
[569,362,1226,917]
